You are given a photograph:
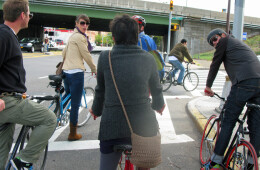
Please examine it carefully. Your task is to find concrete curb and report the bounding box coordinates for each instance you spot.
[186,97,208,134]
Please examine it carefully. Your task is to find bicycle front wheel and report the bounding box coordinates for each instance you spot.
[225,140,259,170]
[200,114,220,165]
[183,72,199,91]
[78,87,95,127]
[160,71,172,92]
[20,127,48,170]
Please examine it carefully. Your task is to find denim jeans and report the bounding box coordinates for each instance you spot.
[169,60,185,84]
[213,78,260,163]
[63,72,84,126]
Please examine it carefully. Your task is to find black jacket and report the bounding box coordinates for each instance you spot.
[0,24,26,93]
[207,35,260,87]
[92,45,164,141]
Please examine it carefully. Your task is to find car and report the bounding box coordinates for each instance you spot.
[20,37,43,53]
[55,39,64,45]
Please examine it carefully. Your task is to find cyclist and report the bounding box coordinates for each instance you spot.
[0,0,57,169]
[204,28,260,170]
[168,39,195,85]
[132,15,165,79]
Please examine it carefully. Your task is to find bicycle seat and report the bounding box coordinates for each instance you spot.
[113,144,132,153]
[49,75,62,83]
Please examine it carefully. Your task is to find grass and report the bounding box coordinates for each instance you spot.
[192,35,260,60]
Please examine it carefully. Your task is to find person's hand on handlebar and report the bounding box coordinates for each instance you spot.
[0,99,5,112]
[204,87,214,97]
[89,108,97,120]
[191,61,195,64]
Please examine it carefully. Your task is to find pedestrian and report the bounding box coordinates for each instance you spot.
[168,39,195,85]
[204,28,260,170]
[89,14,165,170]
[0,0,57,169]
[44,37,49,52]
[62,14,97,141]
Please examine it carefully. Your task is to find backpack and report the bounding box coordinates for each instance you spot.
[142,38,165,71]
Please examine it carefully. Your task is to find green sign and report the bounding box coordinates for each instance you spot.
[172,16,183,20]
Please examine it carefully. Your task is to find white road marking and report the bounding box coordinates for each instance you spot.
[38,76,48,79]
[45,96,194,151]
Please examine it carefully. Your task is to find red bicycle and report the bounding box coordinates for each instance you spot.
[114,144,150,170]
[200,93,259,170]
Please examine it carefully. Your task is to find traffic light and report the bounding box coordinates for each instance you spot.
[170,0,173,11]
[171,23,180,31]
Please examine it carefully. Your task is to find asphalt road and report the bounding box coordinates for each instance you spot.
[10,52,207,170]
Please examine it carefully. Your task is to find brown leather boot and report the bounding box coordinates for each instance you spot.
[68,123,82,141]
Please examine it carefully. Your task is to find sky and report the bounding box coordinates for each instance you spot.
[143,0,260,18]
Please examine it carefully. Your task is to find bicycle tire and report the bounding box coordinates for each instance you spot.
[200,114,220,165]
[78,87,95,127]
[160,71,172,92]
[183,72,199,91]
[19,127,48,170]
[225,139,259,170]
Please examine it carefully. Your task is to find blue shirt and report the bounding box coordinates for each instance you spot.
[138,32,157,52]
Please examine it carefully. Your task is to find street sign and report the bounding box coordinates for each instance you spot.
[242,32,247,40]
[172,16,183,20]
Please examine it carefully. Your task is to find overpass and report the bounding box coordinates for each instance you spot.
[0,0,259,53]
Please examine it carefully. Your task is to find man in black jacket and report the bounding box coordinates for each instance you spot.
[204,28,260,169]
[0,0,56,169]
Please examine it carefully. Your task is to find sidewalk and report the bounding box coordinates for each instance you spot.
[187,59,224,133]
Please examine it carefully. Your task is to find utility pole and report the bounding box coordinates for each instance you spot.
[226,0,231,34]
[233,0,245,40]
[166,0,173,62]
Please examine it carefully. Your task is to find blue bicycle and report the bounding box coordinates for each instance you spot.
[47,74,95,128]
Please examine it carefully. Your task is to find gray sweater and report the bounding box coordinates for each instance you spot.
[92,45,164,141]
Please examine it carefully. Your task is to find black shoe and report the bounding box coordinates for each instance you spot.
[177,82,183,86]
[10,157,33,170]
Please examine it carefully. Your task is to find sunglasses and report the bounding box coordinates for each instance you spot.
[210,35,219,45]
[80,21,90,26]
[29,13,33,19]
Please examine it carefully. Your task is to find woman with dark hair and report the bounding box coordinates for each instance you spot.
[90,14,165,170]
[62,14,96,141]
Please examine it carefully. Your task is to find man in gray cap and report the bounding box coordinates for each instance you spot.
[204,28,260,169]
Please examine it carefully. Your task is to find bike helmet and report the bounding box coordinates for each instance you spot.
[132,15,146,27]
[207,28,227,46]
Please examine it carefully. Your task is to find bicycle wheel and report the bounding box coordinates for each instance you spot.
[183,72,199,91]
[160,71,172,92]
[78,87,95,127]
[226,140,259,170]
[200,114,220,165]
[20,127,48,170]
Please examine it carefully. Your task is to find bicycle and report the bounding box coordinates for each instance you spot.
[114,144,150,170]
[200,93,259,170]
[160,61,199,92]
[47,73,95,128]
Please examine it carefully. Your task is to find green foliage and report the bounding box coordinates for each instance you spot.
[153,36,163,48]
[95,33,114,46]
[193,51,215,61]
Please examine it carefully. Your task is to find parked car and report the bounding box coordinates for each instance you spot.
[20,37,43,53]
[55,39,64,45]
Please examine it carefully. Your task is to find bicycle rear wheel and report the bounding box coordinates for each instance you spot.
[78,87,95,127]
[160,71,172,92]
[225,140,259,170]
[20,127,48,170]
[200,114,220,165]
[183,72,199,91]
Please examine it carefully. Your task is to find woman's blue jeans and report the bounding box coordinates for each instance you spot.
[169,60,185,84]
[213,78,260,161]
[63,72,84,126]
